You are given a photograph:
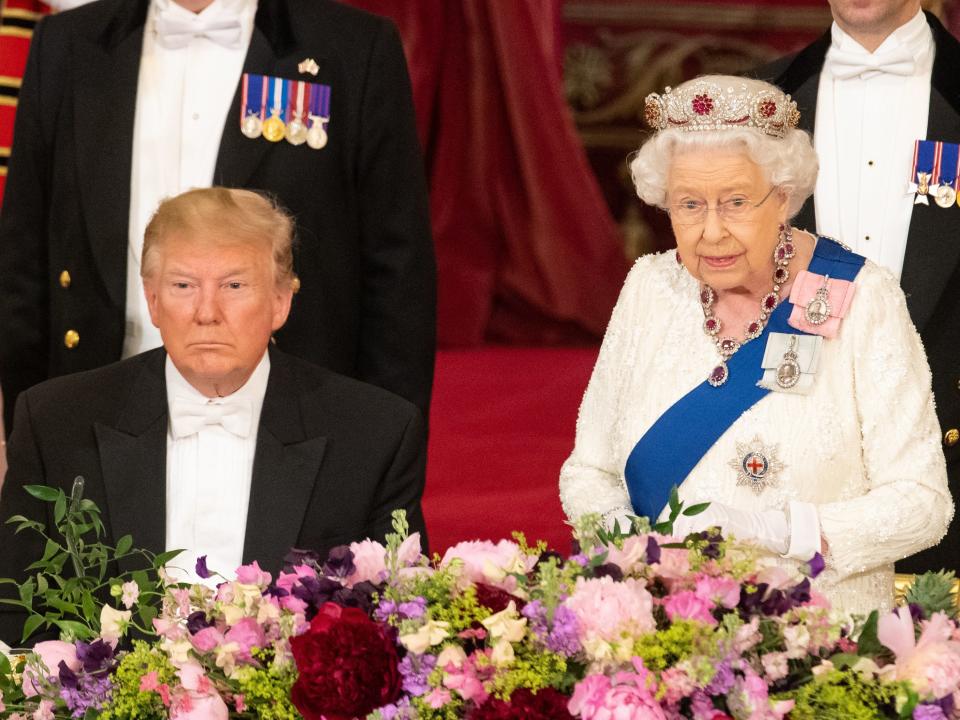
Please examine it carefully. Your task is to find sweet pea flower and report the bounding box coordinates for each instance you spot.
[345,539,388,586]
[442,654,490,704]
[424,687,452,708]
[436,644,467,670]
[190,627,226,654]
[399,619,450,654]
[170,664,229,720]
[480,601,527,643]
[761,652,790,682]
[120,580,140,609]
[695,575,742,609]
[22,641,80,697]
[235,561,272,588]
[782,623,812,659]
[32,699,55,720]
[99,605,132,645]
[663,590,718,626]
[879,608,960,699]
[224,617,266,664]
[602,535,649,575]
[490,638,515,666]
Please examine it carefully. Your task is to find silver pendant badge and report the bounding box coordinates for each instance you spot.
[804,274,831,326]
[729,436,785,495]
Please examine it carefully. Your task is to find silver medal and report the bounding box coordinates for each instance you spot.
[285,118,308,146]
[936,184,957,208]
[307,115,328,150]
[775,335,801,389]
[241,113,263,139]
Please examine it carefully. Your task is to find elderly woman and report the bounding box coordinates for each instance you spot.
[559,75,951,614]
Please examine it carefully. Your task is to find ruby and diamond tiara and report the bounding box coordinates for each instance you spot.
[643,79,801,139]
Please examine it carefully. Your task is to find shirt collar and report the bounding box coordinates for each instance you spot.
[830,8,931,59]
[149,0,258,35]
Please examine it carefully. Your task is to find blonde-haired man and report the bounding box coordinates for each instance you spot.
[0,188,427,644]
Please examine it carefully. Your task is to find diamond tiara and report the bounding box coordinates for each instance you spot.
[643,78,801,139]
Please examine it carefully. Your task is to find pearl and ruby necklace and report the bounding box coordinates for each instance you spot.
[700,224,795,387]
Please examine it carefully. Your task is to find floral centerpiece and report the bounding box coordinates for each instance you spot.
[2,484,960,719]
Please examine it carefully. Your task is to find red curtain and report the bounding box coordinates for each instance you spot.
[349,0,629,346]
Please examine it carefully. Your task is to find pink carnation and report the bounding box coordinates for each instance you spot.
[564,576,656,642]
[663,590,717,626]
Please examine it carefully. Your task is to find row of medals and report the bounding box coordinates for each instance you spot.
[917,172,959,207]
[241,110,328,149]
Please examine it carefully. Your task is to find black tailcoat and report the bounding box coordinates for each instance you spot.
[761,12,960,573]
[0,0,436,429]
[0,346,427,644]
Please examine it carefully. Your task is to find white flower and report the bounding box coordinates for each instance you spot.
[436,645,467,669]
[490,638,515,666]
[99,605,132,644]
[481,601,526,643]
[399,620,450,654]
[120,581,140,609]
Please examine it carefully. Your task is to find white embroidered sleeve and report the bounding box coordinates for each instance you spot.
[559,257,654,522]
[817,265,953,579]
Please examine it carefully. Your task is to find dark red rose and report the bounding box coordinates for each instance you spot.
[290,602,401,720]
[474,583,525,614]
[468,687,573,719]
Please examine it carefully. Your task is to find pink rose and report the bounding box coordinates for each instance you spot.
[663,591,717,626]
[22,641,80,697]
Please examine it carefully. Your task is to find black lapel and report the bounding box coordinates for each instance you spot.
[74,0,149,309]
[93,349,168,570]
[900,12,960,331]
[214,0,305,188]
[774,30,830,234]
[242,348,327,566]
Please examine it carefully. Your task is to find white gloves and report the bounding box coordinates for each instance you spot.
[672,500,821,561]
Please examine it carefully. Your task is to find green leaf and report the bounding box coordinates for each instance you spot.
[18,578,34,606]
[82,593,97,623]
[20,614,46,643]
[54,619,96,640]
[36,574,48,595]
[668,486,680,512]
[153,549,184,568]
[54,493,67,524]
[682,502,711,516]
[46,596,79,615]
[856,610,883,656]
[24,485,63,502]
[41,538,61,562]
[115,534,133,556]
[138,604,157,628]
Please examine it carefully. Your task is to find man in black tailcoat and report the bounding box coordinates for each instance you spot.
[759,0,960,572]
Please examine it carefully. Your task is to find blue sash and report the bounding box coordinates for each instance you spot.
[623,238,866,520]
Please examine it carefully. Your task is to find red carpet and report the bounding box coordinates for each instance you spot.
[423,346,599,554]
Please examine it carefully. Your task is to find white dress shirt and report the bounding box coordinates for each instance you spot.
[124,0,257,358]
[813,9,934,279]
[46,0,98,10]
[164,351,269,583]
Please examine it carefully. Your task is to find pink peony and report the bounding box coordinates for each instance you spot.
[569,658,666,720]
[880,608,960,699]
[568,674,612,717]
[695,575,741,609]
[440,540,537,591]
[663,591,717,626]
[235,561,272,587]
[564,576,656,642]
[22,641,80,697]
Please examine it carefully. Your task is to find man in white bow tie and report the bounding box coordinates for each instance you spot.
[759,0,960,574]
[0,187,428,643]
[0,0,436,445]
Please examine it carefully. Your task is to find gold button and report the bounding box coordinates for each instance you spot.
[64,330,79,349]
[291,275,301,294]
[945,428,960,448]
[59,270,71,288]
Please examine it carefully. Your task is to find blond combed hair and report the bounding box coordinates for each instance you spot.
[141,187,296,288]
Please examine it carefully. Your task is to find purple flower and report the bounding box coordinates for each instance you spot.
[546,605,582,657]
[914,704,948,720]
[186,610,214,635]
[645,536,661,564]
[74,640,114,677]
[322,545,356,579]
[195,555,212,579]
[706,660,735,695]
[398,653,437,696]
[398,597,427,620]
[802,552,825,579]
[58,670,113,718]
[522,600,549,641]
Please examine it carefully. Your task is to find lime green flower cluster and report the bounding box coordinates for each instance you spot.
[490,647,569,699]
[410,694,465,720]
[633,620,702,672]
[98,641,175,720]
[777,668,908,719]
[429,587,488,634]
[233,663,299,720]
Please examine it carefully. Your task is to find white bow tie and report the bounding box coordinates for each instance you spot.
[828,46,916,80]
[154,11,243,50]
[169,396,253,439]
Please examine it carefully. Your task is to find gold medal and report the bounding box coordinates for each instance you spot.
[936,184,957,208]
[241,113,263,139]
[262,111,286,143]
[286,119,308,145]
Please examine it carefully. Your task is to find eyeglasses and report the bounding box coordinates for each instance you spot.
[668,186,778,226]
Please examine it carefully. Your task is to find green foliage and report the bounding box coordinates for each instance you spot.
[0,481,175,643]
[905,570,958,619]
[776,668,908,719]
[98,641,176,720]
[490,647,570,699]
[234,664,300,720]
[427,586,487,634]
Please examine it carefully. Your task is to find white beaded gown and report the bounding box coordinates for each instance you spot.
[559,249,952,615]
